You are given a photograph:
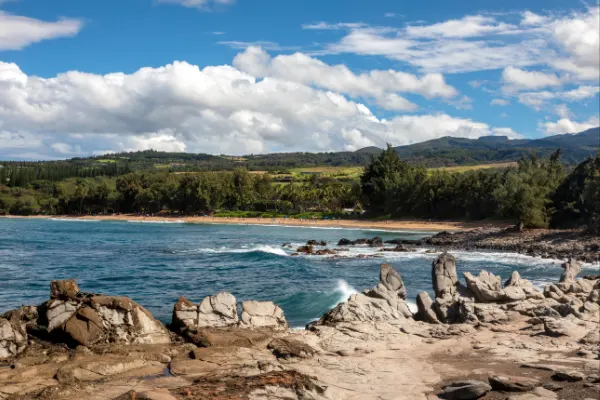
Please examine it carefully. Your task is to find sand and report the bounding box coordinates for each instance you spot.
[0,214,509,232]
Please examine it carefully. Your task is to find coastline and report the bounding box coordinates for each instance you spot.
[0,214,509,232]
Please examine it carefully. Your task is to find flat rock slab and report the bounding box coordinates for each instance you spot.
[441,380,492,399]
[489,374,540,392]
[552,370,586,382]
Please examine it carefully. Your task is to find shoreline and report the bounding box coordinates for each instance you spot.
[0,214,510,232]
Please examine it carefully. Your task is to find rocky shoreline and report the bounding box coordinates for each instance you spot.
[398,227,600,264]
[1,254,599,400]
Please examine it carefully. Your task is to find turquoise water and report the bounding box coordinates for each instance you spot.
[0,219,594,327]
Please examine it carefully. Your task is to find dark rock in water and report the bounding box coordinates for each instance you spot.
[382,244,410,252]
[281,242,292,248]
[441,380,491,399]
[296,245,314,254]
[336,236,382,247]
[307,240,326,246]
[314,249,336,255]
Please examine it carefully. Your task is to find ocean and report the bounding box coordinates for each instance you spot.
[0,218,594,328]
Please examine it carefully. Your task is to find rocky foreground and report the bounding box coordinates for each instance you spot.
[1,255,599,400]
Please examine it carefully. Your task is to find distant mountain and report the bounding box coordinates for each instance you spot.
[384,127,599,167]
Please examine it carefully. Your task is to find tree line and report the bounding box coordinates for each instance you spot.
[1,147,599,232]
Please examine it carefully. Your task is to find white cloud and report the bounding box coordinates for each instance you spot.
[502,66,561,92]
[0,54,513,159]
[518,85,600,109]
[314,7,600,80]
[376,93,418,111]
[0,11,83,50]
[405,15,516,38]
[541,116,599,135]
[553,104,572,119]
[232,47,457,103]
[492,127,521,138]
[157,0,234,10]
[302,22,367,30]
[490,98,509,106]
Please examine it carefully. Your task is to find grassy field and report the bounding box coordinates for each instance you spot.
[428,162,517,174]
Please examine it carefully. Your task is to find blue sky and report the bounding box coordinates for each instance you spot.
[0,0,598,159]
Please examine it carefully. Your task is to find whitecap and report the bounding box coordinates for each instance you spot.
[126,220,185,224]
[50,218,101,222]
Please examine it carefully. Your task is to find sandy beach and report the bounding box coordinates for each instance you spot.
[0,214,510,231]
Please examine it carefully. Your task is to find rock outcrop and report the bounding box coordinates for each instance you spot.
[172,292,238,331]
[40,280,171,347]
[0,314,27,360]
[241,301,287,329]
[432,252,460,297]
[320,264,413,324]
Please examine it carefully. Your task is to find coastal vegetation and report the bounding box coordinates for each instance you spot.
[1,147,599,231]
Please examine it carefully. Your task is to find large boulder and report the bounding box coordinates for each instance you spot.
[415,292,440,323]
[241,301,287,329]
[504,272,544,301]
[559,259,581,284]
[432,252,460,297]
[320,264,413,324]
[40,280,171,347]
[172,292,238,331]
[464,270,505,303]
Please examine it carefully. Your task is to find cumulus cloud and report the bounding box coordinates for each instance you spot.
[0,11,83,50]
[405,15,516,38]
[0,53,514,159]
[541,117,599,135]
[232,46,457,106]
[501,67,561,92]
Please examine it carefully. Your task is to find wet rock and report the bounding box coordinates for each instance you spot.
[382,244,410,252]
[464,270,504,303]
[441,380,491,399]
[551,370,585,382]
[336,236,383,247]
[296,245,314,254]
[267,337,315,359]
[241,301,287,329]
[172,293,238,331]
[307,240,326,246]
[432,252,460,298]
[489,375,540,392]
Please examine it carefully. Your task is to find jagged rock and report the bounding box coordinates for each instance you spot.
[241,301,287,329]
[559,259,581,284]
[432,294,477,324]
[307,240,326,246]
[432,252,460,297]
[0,316,27,360]
[504,272,544,301]
[40,280,171,347]
[416,292,440,323]
[580,329,600,344]
[464,270,505,302]
[474,304,509,323]
[172,293,238,331]
[267,337,315,359]
[441,380,491,399]
[489,375,540,392]
[50,279,80,300]
[336,237,382,247]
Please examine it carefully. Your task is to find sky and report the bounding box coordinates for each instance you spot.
[0,0,599,160]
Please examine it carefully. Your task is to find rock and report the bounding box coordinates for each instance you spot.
[55,356,165,383]
[543,318,586,338]
[587,374,600,383]
[559,259,581,284]
[382,244,410,252]
[40,280,171,347]
[552,370,585,382]
[504,272,544,301]
[336,237,382,247]
[241,301,287,329]
[474,304,509,323]
[489,375,540,392]
[307,240,326,246]
[172,293,238,331]
[432,252,460,298]
[441,380,491,399]
[50,279,80,300]
[542,382,563,391]
[296,245,314,254]
[0,316,27,360]
[464,270,505,302]
[267,337,315,359]
[416,292,440,323]
[580,328,600,344]
[337,238,352,246]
